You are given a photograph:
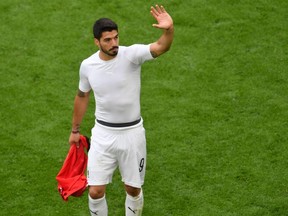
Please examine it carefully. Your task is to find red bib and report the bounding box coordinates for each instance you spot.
[56,135,90,201]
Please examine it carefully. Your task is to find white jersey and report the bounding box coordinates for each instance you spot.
[79,44,153,123]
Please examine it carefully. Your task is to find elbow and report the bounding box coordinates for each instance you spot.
[150,41,173,57]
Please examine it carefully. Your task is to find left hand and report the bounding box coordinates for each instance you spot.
[69,132,80,148]
[150,5,173,30]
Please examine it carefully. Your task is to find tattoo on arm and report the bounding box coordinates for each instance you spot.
[150,51,158,58]
[77,89,86,97]
[72,123,80,132]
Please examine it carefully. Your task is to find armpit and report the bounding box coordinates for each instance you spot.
[77,89,87,97]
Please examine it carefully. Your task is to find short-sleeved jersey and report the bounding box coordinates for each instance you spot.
[79,44,153,123]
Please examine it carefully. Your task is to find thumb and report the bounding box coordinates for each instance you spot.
[152,24,160,28]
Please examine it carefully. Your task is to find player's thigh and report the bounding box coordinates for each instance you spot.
[118,126,147,188]
[88,133,118,186]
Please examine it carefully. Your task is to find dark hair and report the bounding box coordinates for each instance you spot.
[93,18,118,40]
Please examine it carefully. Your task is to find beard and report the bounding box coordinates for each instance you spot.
[100,45,119,57]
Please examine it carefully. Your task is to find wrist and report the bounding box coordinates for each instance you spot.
[166,25,174,31]
[71,125,80,134]
[71,130,80,134]
[72,123,80,134]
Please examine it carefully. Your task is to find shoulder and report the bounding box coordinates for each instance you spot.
[118,44,150,54]
[80,51,100,71]
[81,51,100,66]
[123,44,150,52]
[79,52,100,76]
[121,44,152,64]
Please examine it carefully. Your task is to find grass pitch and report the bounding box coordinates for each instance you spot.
[1,0,288,215]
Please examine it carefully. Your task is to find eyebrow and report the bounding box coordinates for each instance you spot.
[103,34,119,40]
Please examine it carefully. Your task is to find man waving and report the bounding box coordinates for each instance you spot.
[69,5,174,216]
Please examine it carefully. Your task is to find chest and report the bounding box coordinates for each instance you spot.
[87,60,140,96]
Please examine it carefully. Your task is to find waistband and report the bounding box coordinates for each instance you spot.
[96,118,141,128]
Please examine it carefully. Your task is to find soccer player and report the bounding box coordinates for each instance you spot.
[68,5,174,216]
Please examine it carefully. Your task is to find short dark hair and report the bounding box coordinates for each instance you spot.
[93,18,118,40]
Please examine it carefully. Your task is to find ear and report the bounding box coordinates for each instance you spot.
[94,38,100,47]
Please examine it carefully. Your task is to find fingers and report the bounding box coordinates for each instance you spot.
[150,5,166,17]
[69,140,79,148]
[159,5,166,13]
[71,141,80,149]
[150,6,159,17]
[69,133,80,148]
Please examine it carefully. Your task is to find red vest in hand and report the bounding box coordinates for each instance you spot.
[56,135,90,201]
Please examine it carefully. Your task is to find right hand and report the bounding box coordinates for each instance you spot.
[69,132,80,148]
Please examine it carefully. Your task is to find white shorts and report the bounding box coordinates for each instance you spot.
[87,120,146,188]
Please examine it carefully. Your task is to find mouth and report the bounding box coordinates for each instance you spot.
[110,46,119,51]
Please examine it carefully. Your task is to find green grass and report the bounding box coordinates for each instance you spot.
[1,0,288,215]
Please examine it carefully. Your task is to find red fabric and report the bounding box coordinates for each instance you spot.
[56,135,89,201]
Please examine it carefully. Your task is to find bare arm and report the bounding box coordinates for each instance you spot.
[69,89,90,146]
[150,5,174,58]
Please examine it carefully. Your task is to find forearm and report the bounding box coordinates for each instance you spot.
[151,26,174,57]
[71,90,90,132]
[149,4,174,57]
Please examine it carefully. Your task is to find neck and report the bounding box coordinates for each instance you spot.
[99,51,116,61]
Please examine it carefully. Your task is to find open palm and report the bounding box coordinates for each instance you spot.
[150,5,173,30]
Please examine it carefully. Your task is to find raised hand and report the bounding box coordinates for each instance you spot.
[150,5,173,30]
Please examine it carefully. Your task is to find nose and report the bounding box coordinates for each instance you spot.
[111,38,118,46]
[112,39,117,46]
